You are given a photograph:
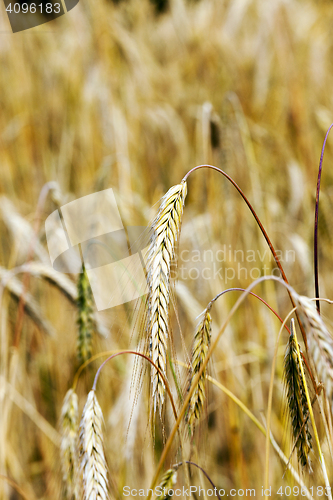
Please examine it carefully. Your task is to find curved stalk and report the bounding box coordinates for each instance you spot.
[206,376,313,500]
[183,165,288,284]
[314,123,333,313]
[13,182,58,348]
[90,349,192,493]
[72,350,120,391]
[174,461,222,500]
[183,165,308,349]
[148,275,325,497]
[209,287,291,334]
[148,275,280,499]
[92,350,179,422]
[0,475,32,500]
[209,288,315,386]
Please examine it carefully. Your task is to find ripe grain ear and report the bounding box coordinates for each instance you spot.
[146,181,187,416]
[60,388,80,498]
[79,390,109,500]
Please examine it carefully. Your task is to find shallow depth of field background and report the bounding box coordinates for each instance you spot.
[1,0,333,498]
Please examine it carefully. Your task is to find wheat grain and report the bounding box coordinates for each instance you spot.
[156,467,178,500]
[284,321,312,471]
[77,264,94,363]
[79,390,109,500]
[294,294,333,411]
[186,307,212,431]
[146,181,187,415]
[60,388,80,498]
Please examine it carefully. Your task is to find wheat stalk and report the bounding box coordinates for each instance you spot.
[146,181,187,415]
[79,390,109,500]
[294,294,333,410]
[21,261,78,304]
[60,389,80,498]
[156,467,178,500]
[186,307,212,431]
[77,264,94,363]
[0,266,55,337]
[0,196,50,263]
[283,321,312,471]
[18,262,109,339]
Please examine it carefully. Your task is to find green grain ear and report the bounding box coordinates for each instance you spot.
[186,307,212,433]
[284,320,312,472]
[77,264,94,364]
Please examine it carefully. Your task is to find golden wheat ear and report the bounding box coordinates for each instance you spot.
[60,389,80,499]
[284,320,312,472]
[294,294,333,411]
[77,264,94,363]
[186,307,212,432]
[146,181,187,416]
[79,390,109,500]
[156,467,178,500]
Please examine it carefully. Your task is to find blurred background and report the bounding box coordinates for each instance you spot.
[1,0,333,498]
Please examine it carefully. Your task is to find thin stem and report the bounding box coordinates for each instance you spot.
[174,358,314,497]
[207,374,265,435]
[148,275,282,499]
[13,182,57,348]
[183,165,288,282]
[174,461,222,500]
[169,357,183,404]
[183,164,308,349]
[72,350,120,391]
[148,275,320,498]
[209,287,318,387]
[0,475,32,500]
[209,287,291,335]
[206,376,313,500]
[92,350,191,491]
[314,123,333,313]
[92,350,179,422]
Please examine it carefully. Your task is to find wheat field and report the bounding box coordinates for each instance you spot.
[1,0,333,498]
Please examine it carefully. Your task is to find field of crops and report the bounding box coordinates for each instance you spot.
[1,0,333,498]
